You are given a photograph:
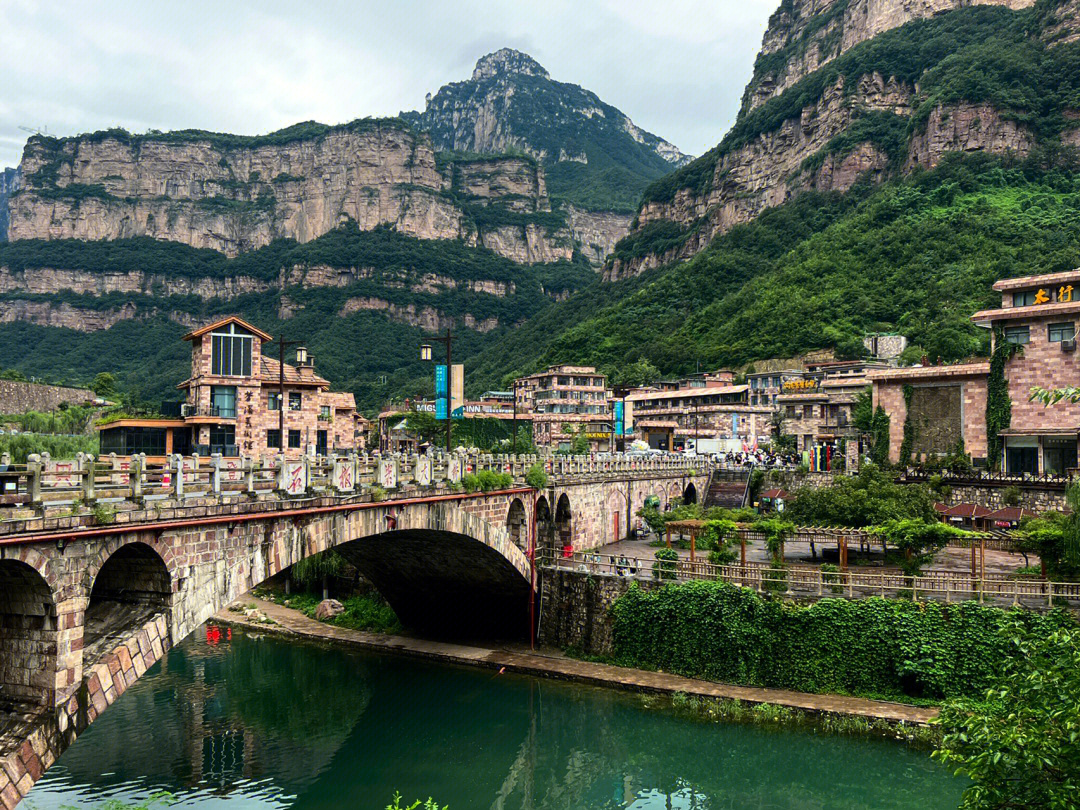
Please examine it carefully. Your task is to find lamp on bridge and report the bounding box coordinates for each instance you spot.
[420,344,433,362]
[420,331,454,452]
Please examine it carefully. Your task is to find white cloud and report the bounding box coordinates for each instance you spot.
[0,0,777,168]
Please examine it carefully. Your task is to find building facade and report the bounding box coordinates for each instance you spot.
[625,375,772,453]
[97,317,362,461]
[515,365,612,452]
[869,269,1080,473]
[777,361,883,453]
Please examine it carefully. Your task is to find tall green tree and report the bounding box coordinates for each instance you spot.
[933,623,1080,810]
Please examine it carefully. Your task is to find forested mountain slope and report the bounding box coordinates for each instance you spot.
[469,155,1080,388]
[609,0,1080,278]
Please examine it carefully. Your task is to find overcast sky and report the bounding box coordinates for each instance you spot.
[0,0,777,169]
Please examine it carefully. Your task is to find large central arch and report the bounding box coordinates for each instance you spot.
[0,559,57,708]
[335,529,533,638]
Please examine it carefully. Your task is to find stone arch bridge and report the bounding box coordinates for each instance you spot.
[0,465,706,808]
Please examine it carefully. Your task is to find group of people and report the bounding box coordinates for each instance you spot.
[718,450,798,468]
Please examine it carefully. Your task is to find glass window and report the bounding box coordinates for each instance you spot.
[210,327,252,377]
[288,429,301,449]
[267,429,281,449]
[1014,291,1036,307]
[268,392,281,411]
[1049,322,1075,342]
[1004,326,1030,345]
[320,405,331,418]
[289,392,302,411]
[208,424,235,455]
[211,386,236,418]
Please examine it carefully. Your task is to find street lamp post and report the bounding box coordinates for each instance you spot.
[421,327,453,452]
[271,336,301,455]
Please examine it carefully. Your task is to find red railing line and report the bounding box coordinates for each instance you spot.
[0,486,535,547]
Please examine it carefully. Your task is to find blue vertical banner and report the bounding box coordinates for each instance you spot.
[614,401,624,436]
[435,364,448,420]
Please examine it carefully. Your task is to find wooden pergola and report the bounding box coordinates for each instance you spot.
[665,519,749,565]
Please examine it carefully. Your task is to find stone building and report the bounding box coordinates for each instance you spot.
[746,369,807,408]
[777,360,884,454]
[515,365,612,452]
[97,317,363,461]
[625,374,772,452]
[869,269,1080,473]
[868,362,990,464]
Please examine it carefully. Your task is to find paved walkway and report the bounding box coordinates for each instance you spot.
[213,595,938,726]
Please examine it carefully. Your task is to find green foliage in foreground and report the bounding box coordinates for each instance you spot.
[471,155,1080,389]
[0,432,97,463]
[387,794,446,810]
[933,623,1080,810]
[288,591,403,635]
[786,465,938,527]
[610,580,1075,701]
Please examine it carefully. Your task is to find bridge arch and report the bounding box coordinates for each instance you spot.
[0,558,58,706]
[683,482,698,505]
[507,498,528,552]
[536,495,556,553]
[85,542,173,653]
[555,494,572,552]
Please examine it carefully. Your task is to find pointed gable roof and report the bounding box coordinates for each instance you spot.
[183,316,273,342]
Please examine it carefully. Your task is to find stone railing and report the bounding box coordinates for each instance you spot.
[0,450,707,512]
[542,550,1080,611]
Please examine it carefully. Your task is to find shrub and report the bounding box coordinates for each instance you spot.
[652,548,679,580]
[91,503,117,525]
[609,579,1077,700]
[1002,485,1021,507]
[460,473,480,493]
[525,462,548,490]
[762,563,789,594]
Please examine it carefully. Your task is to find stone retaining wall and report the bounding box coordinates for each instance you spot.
[943,483,1066,512]
[0,381,95,415]
[539,568,654,656]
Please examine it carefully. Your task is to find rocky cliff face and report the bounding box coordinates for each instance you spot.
[609,0,1076,280]
[6,121,622,264]
[0,167,18,241]
[742,0,1036,115]
[403,49,689,213]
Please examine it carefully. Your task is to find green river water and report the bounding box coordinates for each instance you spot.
[24,626,963,810]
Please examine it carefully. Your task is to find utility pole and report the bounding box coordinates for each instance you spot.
[275,336,300,454]
[421,328,454,452]
[512,386,518,454]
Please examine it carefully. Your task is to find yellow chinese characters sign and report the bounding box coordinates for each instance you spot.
[782,380,818,391]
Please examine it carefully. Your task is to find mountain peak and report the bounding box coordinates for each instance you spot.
[472,49,549,81]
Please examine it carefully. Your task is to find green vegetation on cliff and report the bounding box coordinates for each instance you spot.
[641,1,1080,207]
[470,154,1080,388]
[0,226,595,413]
[403,50,687,213]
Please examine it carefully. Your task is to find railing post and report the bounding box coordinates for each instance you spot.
[130,454,144,502]
[210,453,223,497]
[81,456,96,503]
[27,453,43,506]
[172,454,184,498]
[246,457,257,496]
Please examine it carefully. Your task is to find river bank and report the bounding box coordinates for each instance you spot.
[212,593,939,729]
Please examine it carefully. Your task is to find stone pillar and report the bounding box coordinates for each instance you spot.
[210,453,223,496]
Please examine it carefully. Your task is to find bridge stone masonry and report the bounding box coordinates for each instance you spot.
[0,450,707,809]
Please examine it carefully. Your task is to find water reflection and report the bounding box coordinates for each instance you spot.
[26,626,961,810]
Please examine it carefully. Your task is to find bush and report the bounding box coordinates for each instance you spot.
[91,503,116,525]
[610,580,1077,700]
[525,462,548,490]
[762,563,789,594]
[475,469,512,492]
[652,548,679,580]
[460,473,480,493]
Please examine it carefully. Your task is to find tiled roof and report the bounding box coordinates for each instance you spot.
[971,300,1080,323]
[258,356,329,387]
[944,502,992,518]
[992,269,1080,292]
[324,391,357,410]
[626,385,748,402]
[867,362,990,381]
[986,506,1038,522]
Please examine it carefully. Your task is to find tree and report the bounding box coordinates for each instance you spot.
[404,411,442,445]
[933,623,1080,810]
[290,550,347,599]
[756,517,794,563]
[786,465,936,527]
[91,371,119,399]
[872,518,963,575]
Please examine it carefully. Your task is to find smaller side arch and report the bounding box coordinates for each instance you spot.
[506,498,528,552]
[85,542,173,654]
[0,559,58,706]
[683,482,698,505]
[555,493,573,553]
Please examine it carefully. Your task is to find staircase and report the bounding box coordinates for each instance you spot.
[704,467,753,509]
